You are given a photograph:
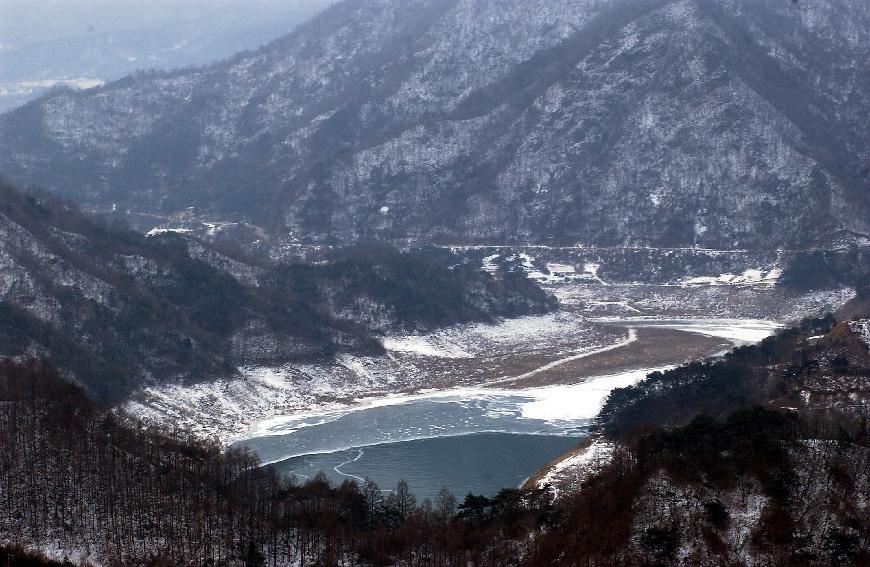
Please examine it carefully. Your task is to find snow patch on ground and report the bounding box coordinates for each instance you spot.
[583,263,608,285]
[0,540,102,567]
[384,311,606,358]
[725,491,768,560]
[535,438,614,497]
[146,227,194,237]
[526,260,610,286]
[481,253,500,273]
[850,320,870,347]
[680,267,781,287]
[479,251,613,286]
[126,364,349,443]
[201,221,237,237]
[659,320,781,345]
[382,335,473,358]
[527,262,576,282]
[546,262,576,275]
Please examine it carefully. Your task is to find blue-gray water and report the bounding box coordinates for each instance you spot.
[238,391,594,464]
[270,433,580,500]
[236,319,779,499]
[236,388,597,498]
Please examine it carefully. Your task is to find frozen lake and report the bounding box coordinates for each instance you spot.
[236,319,780,499]
[270,434,581,501]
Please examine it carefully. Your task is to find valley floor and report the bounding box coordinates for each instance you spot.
[126,254,851,447]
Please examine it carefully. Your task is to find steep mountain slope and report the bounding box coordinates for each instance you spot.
[0,182,552,402]
[1,0,867,248]
[528,306,870,565]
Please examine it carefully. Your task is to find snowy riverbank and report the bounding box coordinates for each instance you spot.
[234,319,780,460]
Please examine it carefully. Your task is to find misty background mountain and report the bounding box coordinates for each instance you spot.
[0,0,867,251]
[0,0,335,113]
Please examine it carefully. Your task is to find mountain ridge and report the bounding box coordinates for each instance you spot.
[0,181,553,403]
[1,0,867,248]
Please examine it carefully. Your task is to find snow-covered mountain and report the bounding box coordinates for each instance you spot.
[1,0,868,248]
[0,182,553,402]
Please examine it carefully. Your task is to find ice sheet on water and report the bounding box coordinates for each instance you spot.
[240,364,667,466]
[518,367,669,422]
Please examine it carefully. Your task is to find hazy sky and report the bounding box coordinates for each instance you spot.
[0,0,337,47]
[0,0,337,112]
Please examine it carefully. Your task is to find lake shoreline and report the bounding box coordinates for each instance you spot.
[229,317,781,498]
[241,318,774,444]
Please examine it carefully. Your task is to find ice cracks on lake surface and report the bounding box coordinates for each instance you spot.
[244,365,673,466]
[240,319,782,460]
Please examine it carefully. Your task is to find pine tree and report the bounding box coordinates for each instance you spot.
[388,479,417,521]
[244,540,265,567]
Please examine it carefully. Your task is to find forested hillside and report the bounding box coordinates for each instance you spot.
[0,182,553,403]
[4,313,870,565]
[1,0,867,248]
[0,546,78,567]
[530,297,870,565]
[0,359,557,566]
[597,310,870,436]
[532,407,870,566]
